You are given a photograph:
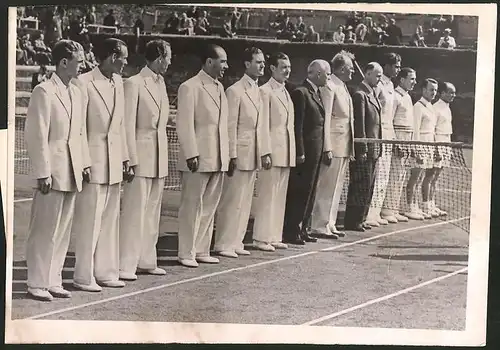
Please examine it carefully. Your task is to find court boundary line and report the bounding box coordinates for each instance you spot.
[301,267,468,326]
[22,217,469,320]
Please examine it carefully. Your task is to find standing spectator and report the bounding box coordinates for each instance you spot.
[163,12,180,34]
[304,25,320,42]
[133,10,145,35]
[385,18,403,46]
[344,26,356,43]
[86,6,96,25]
[355,21,368,42]
[332,25,345,43]
[82,42,97,73]
[103,9,117,27]
[230,7,242,33]
[410,25,427,47]
[438,28,456,49]
[195,11,211,35]
[221,18,234,38]
[186,6,201,19]
[296,16,306,32]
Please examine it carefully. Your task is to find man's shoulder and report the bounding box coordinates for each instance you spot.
[32,80,53,95]
[179,74,200,89]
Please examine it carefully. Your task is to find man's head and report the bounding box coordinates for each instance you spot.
[268,52,291,83]
[396,67,417,92]
[38,34,44,41]
[364,62,383,87]
[444,28,452,37]
[52,39,85,79]
[421,78,438,102]
[145,39,172,75]
[201,44,228,80]
[242,47,265,80]
[438,81,456,103]
[307,59,331,87]
[331,50,355,82]
[96,38,128,75]
[381,52,401,78]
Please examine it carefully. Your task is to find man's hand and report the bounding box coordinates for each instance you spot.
[261,154,272,170]
[296,155,305,165]
[82,167,91,183]
[187,156,199,172]
[228,158,237,177]
[37,177,52,194]
[322,151,333,166]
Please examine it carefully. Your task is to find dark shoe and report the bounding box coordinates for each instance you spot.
[302,233,318,243]
[345,224,366,232]
[283,236,306,245]
[362,223,372,230]
[310,231,339,240]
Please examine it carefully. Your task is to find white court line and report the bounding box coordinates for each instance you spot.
[25,217,468,320]
[13,198,33,203]
[301,267,468,326]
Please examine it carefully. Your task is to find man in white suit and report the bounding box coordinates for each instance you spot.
[72,38,131,291]
[310,50,355,239]
[176,44,230,268]
[119,40,172,281]
[214,47,271,258]
[252,52,295,251]
[366,53,401,226]
[24,40,88,301]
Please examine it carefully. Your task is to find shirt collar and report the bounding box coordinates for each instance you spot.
[269,77,286,90]
[306,78,319,93]
[395,85,408,96]
[419,97,432,108]
[94,66,115,84]
[242,73,258,88]
[143,65,162,82]
[198,69,219,85]
[52,72,69,90]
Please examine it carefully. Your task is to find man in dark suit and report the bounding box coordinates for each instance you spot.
[283,59,332,245]
[344,62,383,232]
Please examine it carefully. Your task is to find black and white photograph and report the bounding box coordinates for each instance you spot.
[2,3,496,345]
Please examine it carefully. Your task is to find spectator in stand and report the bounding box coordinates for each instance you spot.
[276,16,296,40]
[410,25,427,47]
[221,18,234,38]
[432,15,448,34]
[86,6,96,25]
[20,34,36,63]
[230,7,242,33]
[332,25,345,44]
[133,10,145,35]
[179,13,195,36]
[355,21,368,42]
[385,18,403,46]
[186,6,201,19]
[103,9,117,27]
[426,27,441,46]
[34,33,52,64]
[82,42,97,73]
[304,25,320,42]
[345,11,362,29]
[31,64,51,90]
[42,6,62,48]
[195,11,211,36]
[344,26,356,43]
[438,28,457,49]
[16,38,28,65]
[163,12,180,34]
[296,16,306,33]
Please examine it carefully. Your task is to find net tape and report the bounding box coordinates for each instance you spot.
[14,117,471,233]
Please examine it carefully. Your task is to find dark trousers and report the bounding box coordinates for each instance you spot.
[344,157,377,227]
[283,148,323,239]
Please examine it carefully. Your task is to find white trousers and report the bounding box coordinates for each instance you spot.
[367,145,393,220]
[26,189,76,289]
[382,131,413,216]
[214,170,256,252]
[253,167,290,243]
[177,172,224,260]
[119,177,165,274]
[311,157,349,233]
[73,182,121,286]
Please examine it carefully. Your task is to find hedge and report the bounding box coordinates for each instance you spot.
[89,33,476,143]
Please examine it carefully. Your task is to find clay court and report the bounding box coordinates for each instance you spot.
[9,146,472,329]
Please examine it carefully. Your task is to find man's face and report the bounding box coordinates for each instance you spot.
[386,60,401,78]
[442,85,456,103]
[210,47,228,79]
[317,64,331,87]
[340,58,355,82]
[245,52,265,78]
[367,66,383,87]
[423,82,438,101]
[271,58,291,83]
[401,72,417,91]
[111,45,128,75]
[63,50,85,79]
[157,47,172,75]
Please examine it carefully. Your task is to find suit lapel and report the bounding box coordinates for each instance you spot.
[91,79,113,117]
[306,80,324,112]
[201,81,221,110]
[108,75,122,131]
[244,81,260,113]
[144,77,161,110]
[362,82,381,112]
[68,84,79,138]
[52,78,71,117]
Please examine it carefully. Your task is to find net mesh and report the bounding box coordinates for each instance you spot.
[14,116,472,233]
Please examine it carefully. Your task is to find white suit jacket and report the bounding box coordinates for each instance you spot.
[226,74,271,170]
[176,69,229,172]
[259,77,296,167]
[25,74,90,192]
[320,75,355,158]
[75,67,129,185]
[124,66,170,178]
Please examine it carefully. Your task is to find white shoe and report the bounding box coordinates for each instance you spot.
[119,272,138,281]
[28,288,53,301]
[271,242,288,249]
[404,205,425,220]
[364,219,380,227]
[381,215,398,223]
[48,286,72,298]
[196,256,220,264]
[417,207,432,219]
[434,206,447,216]
[73,282,103,292]
[178,258,199,268]
[217,250,238,258]
[394,213,409,222]
[235,248,251,255]
[253,241,276,252]
[98,280,126,288]
[138,267,166,275]
[377,218,389,225]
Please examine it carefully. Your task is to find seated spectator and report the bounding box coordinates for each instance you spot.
[86,5,96,25]
[33,33,52,64]
[82,42,97,73]
[332,25,345,43]
[163,12,180,34]
[103,9,117,27]
[20,34,36,64]
[221,18,234,38]
[276,16,296,40]
[409,25,427,47]
[195,12,211,36]
[438,28,456,49]
[178,13,195,36]
[31,64,51,90]
[355,22,368,42]
[344,26,356,43]
[16,38,29,65]
[385,18,403,45]
[296,16,306,33]
[304,25,320,42]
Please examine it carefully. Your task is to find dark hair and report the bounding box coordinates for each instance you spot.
[51,39,81,66]
[381,52,402,66]
[242,47,263,64]
[422,78,438,89]
[145,39,171,62]
[95,38,127,62]
[396,67,416,81]
[266,52,289,68]
[438,81,455,94]
[200,44,224,65]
